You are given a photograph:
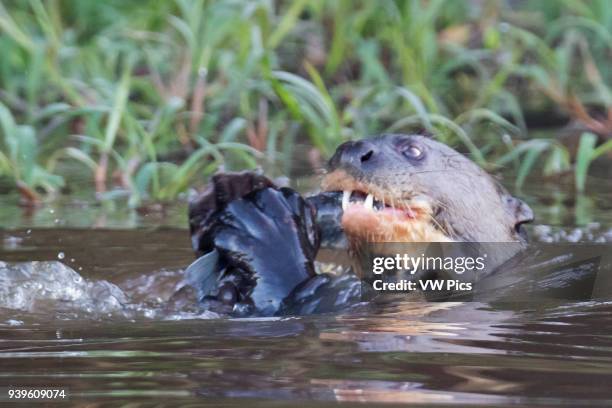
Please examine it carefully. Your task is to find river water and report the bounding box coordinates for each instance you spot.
[1,174,612,406]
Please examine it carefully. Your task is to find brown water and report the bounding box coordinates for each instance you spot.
[1,174,612,406]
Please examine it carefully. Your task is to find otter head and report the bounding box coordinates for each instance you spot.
[321,134,533,243]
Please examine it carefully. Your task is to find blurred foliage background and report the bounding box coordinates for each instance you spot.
[0,0,610,208]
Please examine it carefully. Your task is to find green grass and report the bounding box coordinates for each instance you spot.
[0,0,610,207]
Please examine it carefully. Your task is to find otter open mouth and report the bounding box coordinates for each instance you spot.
[340,190,419,218]
[322,170,451,243]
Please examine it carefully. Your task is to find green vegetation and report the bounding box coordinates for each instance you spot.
[0,0,610,207]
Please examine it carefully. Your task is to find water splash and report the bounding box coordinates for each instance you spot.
[0,261,216,321]
[0,261,127,316]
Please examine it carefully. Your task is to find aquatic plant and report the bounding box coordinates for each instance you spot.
[575,132,612,192]
[0,0,609,207]
[0,102,64,204]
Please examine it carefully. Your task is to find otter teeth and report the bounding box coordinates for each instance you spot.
[364,193,374,210]
[342,190,351,210]
[341,190,378,211]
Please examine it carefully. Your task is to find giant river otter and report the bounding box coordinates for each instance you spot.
[186,134,534,315]
[321,134,533,243]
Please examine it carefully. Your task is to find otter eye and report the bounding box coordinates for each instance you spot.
[402,145,423,160]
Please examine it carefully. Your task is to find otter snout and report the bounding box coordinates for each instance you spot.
[328,140,379,174]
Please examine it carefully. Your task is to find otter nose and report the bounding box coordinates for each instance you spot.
[328,140,377,170]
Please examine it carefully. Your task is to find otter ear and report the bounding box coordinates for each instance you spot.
[503,194,534,226]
